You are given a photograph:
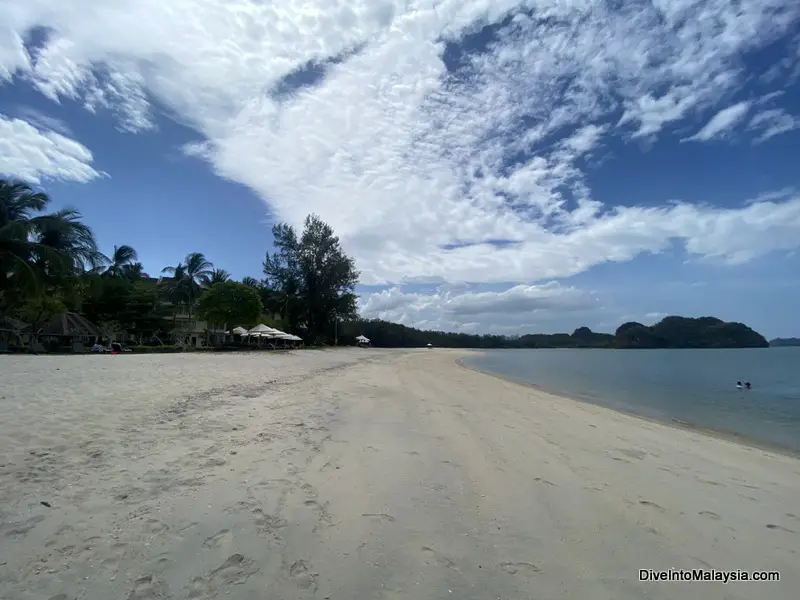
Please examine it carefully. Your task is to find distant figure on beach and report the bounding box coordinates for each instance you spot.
[736,381,743,390]
[745,382,751,390]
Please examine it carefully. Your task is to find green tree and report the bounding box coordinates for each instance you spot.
[1,179,101,316]
[121,281,174,344]
[120,262,147,281]
[208,268,231,285]
[241,276,260,288]
[263,214,359,342]
[19,295,68,340]
[102,245,138,277]
[196,281,263,329]
[160,252,214,335]
[81,275,134,333]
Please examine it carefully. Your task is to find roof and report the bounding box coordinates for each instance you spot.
[36,312,103,338]
[0,316,27,332]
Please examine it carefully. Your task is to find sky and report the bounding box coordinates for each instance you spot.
[1,0,799,339]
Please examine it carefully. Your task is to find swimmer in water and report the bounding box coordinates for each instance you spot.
[736,381,743,390]
[745,382,751,390]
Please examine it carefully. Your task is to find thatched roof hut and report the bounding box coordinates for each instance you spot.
[35,312,103,339]
[0,316,27,333]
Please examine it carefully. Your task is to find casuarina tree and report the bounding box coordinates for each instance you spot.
[263,214,359,342]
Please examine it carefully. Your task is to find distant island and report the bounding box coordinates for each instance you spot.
[340,316,769,349]
[769,338,800,347]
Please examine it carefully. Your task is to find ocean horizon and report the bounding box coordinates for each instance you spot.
[462,347,800,453]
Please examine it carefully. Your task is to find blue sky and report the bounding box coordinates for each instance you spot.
[1,1,799,338]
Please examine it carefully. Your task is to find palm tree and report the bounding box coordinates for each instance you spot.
[102,245,138,277]
[120,262,147,281]
[208,268,231,285]
[1,179,101,315]
[161,253,214,340]
[241,276,260,288]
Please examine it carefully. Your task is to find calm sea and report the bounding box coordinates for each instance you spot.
[462,348,800,453]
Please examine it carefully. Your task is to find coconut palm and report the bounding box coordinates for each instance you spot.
[102,245,139,277]
[120,262,147,281]
[161,252,214,327]
[208,268,231,285]
[241,276,260,288]
[1,179,101,315]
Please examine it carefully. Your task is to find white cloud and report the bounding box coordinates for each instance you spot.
[682,101,751,142]
[13,106,73,136]
[358,281,600,332]
[0,0,798,287]
[0,113,100,184]
[748,108,799,143]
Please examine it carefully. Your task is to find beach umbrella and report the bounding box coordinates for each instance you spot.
[231,326,248,335]
[248,324,273,334]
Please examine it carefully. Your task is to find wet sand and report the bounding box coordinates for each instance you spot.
[0,349,797,599]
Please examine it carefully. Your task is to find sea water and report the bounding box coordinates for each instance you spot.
[462,347,800,452]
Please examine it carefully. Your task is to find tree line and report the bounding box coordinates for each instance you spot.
[338,318,768,349]
[1,179,770,350]
[0,179,358,346]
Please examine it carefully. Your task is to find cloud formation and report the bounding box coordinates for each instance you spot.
[683,102,751,142]
[1,0,799,287]
[748,108,800,143]
[0,113,100,183]
[358,281,599,333]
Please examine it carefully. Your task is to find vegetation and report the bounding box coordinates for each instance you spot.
[770,338,800,347]
[613,317,768,349]
[263,215,359,344]
[337,317,768,349]
[0,178,770,352]
[196,281,263,330]
[0,180,359,349]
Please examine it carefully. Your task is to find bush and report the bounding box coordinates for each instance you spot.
[127,345,183,353]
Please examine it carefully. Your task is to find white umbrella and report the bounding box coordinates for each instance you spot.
[356,335,370,343]
[248,324,273,334]
[232,326,248,335]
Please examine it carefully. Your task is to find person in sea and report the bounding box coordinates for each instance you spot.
[745,382,751,390]
[737,381,743,390]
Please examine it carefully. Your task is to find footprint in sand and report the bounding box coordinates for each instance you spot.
[617,448,647,461]
[127,574,169,600]
[533,477,556,486]
[287,559,317,590]
[766,524,797,533]
[639,500,666,512]
[202,529,232,549]
[699,511,721,520]
[362,513,396,523]
[500,562,540,575]
[304,500,334,529]
[253,509,288,536]
[421,547,458,570]
[187,554,258,598]
[4,514,45,537]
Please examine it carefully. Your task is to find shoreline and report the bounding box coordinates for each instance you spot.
[455,355,800,461]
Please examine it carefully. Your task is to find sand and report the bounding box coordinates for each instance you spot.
[0,349,797,599]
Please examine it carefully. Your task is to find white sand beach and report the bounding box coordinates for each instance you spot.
[1,349,797,600]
